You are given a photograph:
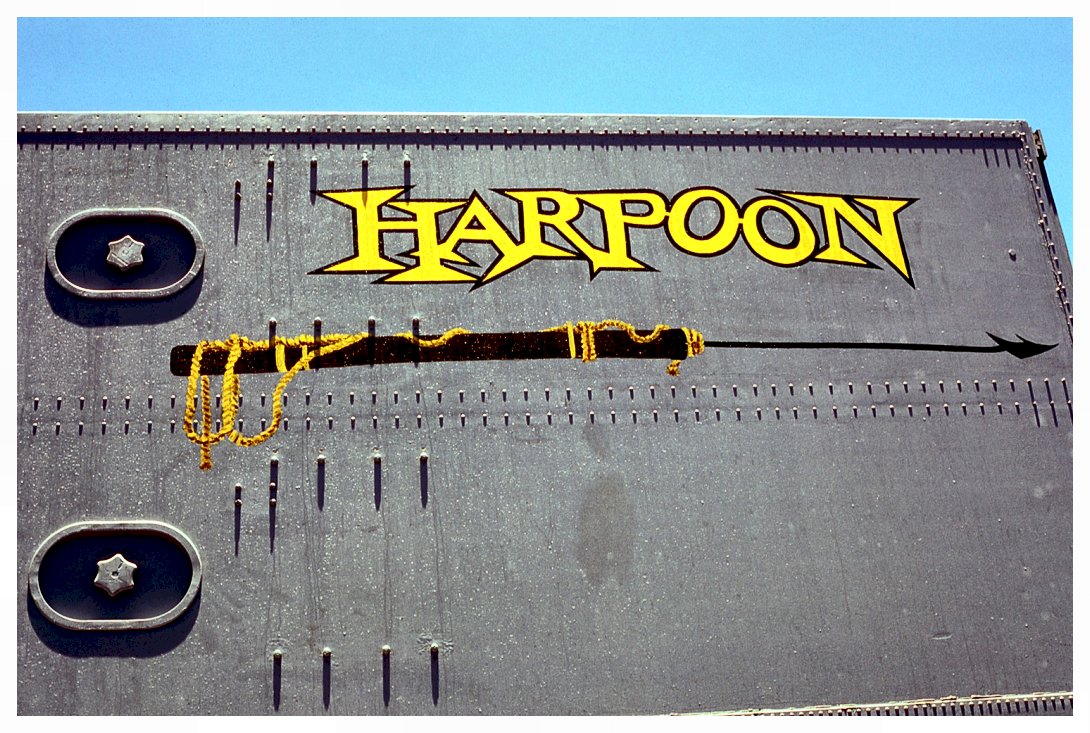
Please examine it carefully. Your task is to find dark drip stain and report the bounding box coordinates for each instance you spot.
[575,473,634,587]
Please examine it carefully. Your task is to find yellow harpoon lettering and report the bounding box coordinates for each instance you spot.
[312,186,915,287]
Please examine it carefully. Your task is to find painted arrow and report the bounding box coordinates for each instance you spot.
[171,329,1056,376]
[703,332,1057,360]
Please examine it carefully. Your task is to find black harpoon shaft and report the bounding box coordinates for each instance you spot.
[170,329,692,376]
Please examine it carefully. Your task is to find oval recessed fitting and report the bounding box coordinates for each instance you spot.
[47,208,205,299]
[27,520,202,631]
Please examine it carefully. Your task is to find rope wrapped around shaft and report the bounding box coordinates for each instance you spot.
[183,320,704,469]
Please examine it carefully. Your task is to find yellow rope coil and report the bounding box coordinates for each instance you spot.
[542,320,683,367]
[184,321,703,469]
[184,332,369,469]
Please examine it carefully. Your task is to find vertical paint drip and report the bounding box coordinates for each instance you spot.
[420,450,429,508]
[373,452,382,511]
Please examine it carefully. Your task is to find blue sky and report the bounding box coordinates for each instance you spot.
[16,16,1074,248]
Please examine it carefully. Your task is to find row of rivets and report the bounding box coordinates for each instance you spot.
[231,450,429,522]
[35,374,1058,415]
[22,117,1024,138]
[268,644,438,710]
[32,395,1070,437]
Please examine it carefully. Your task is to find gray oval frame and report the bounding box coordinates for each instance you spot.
[46,207,205,299]
[27,520,203,631]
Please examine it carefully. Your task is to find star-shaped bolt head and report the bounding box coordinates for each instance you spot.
[106,235,145,271]
[94,553,138,597]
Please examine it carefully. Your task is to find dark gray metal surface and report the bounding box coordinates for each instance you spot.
[17,113,1071,715]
